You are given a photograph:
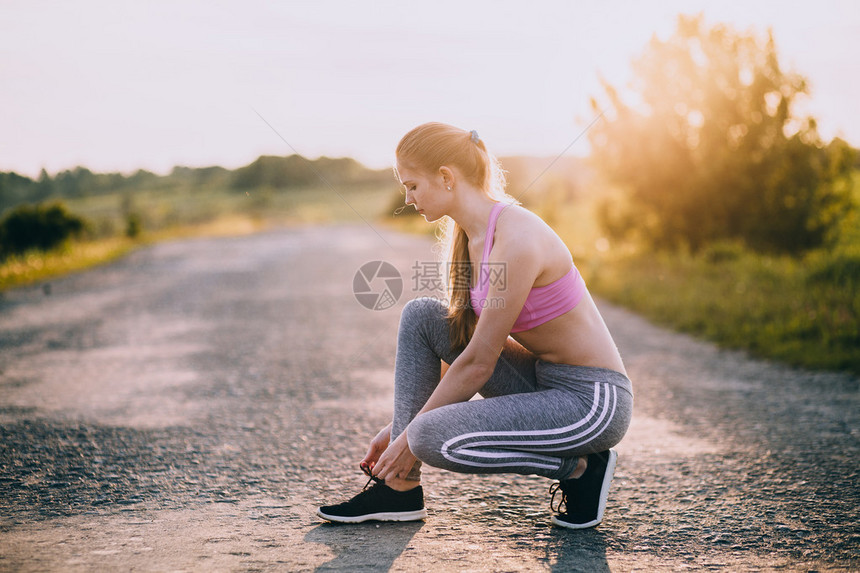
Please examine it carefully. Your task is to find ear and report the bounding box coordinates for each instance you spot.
[438,166,455,189]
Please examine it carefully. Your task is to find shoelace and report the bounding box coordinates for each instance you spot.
[549,481,569,514]
[360,462,384,491]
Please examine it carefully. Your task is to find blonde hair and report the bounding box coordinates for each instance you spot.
[395,122,514,351]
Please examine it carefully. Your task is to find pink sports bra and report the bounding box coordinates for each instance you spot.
[470,202,586,332]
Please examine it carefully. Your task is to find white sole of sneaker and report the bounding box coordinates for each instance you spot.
[316,508,428,524]
[552,449,618,530]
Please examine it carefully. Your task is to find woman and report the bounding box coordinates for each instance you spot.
[318,123,633,529]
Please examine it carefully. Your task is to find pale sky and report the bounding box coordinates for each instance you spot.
[2,0,858,177]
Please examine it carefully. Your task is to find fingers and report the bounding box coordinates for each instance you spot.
[362,438,387,467]
[371,452,395,480]
[360,461,376,477]
[371,451,388,476]
[367,433,416,482]
[374,464,396,482]
[370,455,408,482]
[362,450,382,466]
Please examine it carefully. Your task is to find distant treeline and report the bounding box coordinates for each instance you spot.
[0,155,394,214]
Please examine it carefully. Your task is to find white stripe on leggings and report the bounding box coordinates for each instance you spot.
[447,382,603,441]
[447,386,616,460]
[443,383,610,452]
[459,385,617,452]
[440,383,617,470]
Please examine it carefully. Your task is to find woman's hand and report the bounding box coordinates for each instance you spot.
[360,423,392,473]
[372,430,417,482]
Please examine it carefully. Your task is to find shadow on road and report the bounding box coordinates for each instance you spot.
[304,521,425,572]
[545,528,609,572]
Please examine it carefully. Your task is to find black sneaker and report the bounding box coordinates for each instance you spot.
[550,449,618,529]
[317,466,427,524]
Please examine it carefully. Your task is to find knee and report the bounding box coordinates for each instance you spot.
[400,297,446,329]
[406,412,441,466]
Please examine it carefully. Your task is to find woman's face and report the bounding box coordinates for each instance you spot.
[395,161,448,222]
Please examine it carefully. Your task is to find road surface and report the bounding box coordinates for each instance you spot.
[1,225,857,571]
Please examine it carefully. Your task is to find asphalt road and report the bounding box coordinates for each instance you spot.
[0,225,857,572]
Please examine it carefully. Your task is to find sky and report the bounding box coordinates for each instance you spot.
[2,0,859,178]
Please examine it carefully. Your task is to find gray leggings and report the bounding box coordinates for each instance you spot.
[392,297,634,482]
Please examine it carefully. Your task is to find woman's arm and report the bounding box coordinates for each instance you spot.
[371,231,542,481]
[413,230,542,413]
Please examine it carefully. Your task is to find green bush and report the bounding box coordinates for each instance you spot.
[0,202,87,259]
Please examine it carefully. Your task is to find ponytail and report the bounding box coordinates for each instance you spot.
[445,220,476,350]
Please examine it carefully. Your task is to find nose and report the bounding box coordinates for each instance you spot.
[405,192,415,207]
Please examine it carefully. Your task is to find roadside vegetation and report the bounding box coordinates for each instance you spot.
[585,237,860,373]
[0,157,398,290]
[579,15,859,373]
[388,15,860,374]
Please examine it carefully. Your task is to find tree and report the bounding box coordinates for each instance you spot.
[0,172,37,211]
[589,14,855,253]
[230,155,390,191]
[33,168,55,202]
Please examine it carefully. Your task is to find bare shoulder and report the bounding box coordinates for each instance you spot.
[494,204,572,278]
[495,204,560,248]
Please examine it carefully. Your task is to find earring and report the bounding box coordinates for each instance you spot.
[447,186,452,191]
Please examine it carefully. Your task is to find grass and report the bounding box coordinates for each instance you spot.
[0,237,139,291]
[586,245,860,373]
[0,181,399,291]
[0,214,279,291]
